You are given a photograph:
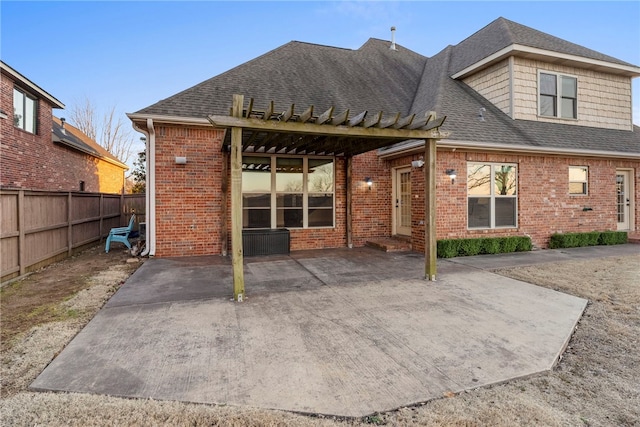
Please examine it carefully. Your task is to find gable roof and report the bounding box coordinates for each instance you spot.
[52,117,128,169]
[450,17,640,79]
[136,38,426,119]
[1,61,65,109]
[131,17,640,157]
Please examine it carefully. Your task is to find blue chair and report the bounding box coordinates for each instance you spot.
[105,214,136,253]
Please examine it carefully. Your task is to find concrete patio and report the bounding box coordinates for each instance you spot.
[27,246,608,417]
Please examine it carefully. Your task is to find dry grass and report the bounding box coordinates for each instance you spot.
[1,249,638,426]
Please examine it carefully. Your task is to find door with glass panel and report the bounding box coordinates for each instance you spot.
[394,167,412,236]
[616,171,631,231]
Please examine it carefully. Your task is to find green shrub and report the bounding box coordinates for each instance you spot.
[459,238,483,256]
[436,236,532,258]
[583,231,601,246]
[500,236,519,252]
[599,231,628,245]
[550,233,580,248]
[514,236,533,252]
[482,238,502,254]
[437,239,460,258]
[550,231,627,248]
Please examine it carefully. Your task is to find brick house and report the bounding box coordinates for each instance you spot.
[1,61,128,193]
[128,17,640,258]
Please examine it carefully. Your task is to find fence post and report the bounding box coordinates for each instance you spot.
[18,190,25,276]
[68,192,73,256]
[99,193,104,241]
[120,191,125,225]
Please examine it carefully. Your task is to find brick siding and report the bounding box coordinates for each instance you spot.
[152,123,638,256]
[1,73,125,193]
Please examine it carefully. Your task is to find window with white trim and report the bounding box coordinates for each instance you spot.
[467,163,517,229]
[242,156,334,229]
[13,87,38,133]
[539,72,577,119]
[569,166,588,195]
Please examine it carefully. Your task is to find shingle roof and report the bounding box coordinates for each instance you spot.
[449,17,637,75]
[133,17,640,156]
[136,38,426,118]
[52,117,128,168]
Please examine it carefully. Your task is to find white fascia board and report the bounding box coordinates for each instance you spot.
[1,61,65,109]
[378,138,640,160]
[451,44,640,79]
[126,113,211,126]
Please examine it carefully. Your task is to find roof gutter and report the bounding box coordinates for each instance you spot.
[131,118,156,257]
[378,138,640,160]
[127,113,211,127]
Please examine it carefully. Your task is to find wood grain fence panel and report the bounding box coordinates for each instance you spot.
[24,227,68,266]
[123,195,146,231]
[24,193,67,230]
[103,195,121,216]
[1,189,145,282]
[72,220,101,246]
[1,237,19,274]
[1,193,18,235]
[71,193,101,221]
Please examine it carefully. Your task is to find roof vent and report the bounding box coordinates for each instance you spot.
[60,117,66,134]
[390,26,397,51]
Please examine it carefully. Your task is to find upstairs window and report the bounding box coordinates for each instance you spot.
[539,72,577,119]
[13,87,37,133]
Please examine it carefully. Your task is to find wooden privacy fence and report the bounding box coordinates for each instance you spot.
[1,189,145,283]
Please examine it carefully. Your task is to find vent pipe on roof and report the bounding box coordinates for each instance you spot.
[60,117,66,134]
[390,26,397,50]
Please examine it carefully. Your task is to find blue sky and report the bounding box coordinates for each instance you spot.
[2,1,640,160]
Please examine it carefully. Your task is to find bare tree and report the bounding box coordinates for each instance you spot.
[69,97,135,165]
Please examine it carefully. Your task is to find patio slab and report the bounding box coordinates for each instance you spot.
[30,247,595,417]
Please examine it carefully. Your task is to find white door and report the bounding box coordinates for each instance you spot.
[394,167,412,236]
[616,171,631,230]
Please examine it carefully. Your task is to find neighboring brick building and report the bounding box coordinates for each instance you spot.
[1,61,128,193]
[128,17,640,257]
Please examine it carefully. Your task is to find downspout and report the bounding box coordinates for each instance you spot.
[131,118,156,257]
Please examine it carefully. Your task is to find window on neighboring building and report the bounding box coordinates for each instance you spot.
[569,166,588,195]
[242,156,334,229]
[13,87,37,133]
[467,163,517,229]
[539,72,577,119]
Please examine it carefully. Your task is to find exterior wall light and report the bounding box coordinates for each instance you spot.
[365,177,373,190]
[175,156,187,165]
[446,169,457,184]
[411,159,425,168]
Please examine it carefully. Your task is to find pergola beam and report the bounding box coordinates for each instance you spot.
[211,95,448,301]
[208,114,444,141]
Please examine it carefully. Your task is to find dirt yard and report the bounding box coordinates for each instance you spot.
[1,246,638,426]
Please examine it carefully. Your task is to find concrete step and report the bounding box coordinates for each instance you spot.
[627,232,640,244]
[365,237,412,252]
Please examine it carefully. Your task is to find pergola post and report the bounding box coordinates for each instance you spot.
[209,96,448,287]
[231,94,245,301]
[424,138,437,280]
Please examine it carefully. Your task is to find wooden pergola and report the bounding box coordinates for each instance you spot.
[208,95,447,301]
